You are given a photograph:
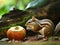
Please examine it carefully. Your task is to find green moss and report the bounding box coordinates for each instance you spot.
[0,14,32,31]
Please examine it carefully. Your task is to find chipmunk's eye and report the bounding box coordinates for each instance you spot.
[29,22,31,23]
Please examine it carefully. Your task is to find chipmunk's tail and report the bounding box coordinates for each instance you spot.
[54,22,60,35]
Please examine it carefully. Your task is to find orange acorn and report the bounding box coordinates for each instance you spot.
[7,26,26,41]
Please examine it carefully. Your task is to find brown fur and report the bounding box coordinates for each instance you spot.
[25,16,55,40]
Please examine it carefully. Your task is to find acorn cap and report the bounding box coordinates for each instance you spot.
[9,26,25,31]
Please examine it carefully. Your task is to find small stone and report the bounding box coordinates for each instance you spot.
[1,38,8,41]
[54,37,59,40]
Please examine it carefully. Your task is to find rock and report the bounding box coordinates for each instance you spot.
[53,37,59,40]
[0,38,9,41]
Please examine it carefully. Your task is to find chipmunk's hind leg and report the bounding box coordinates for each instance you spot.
[39,27,49,41]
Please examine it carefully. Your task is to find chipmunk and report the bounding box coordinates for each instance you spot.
[25,16,55,41]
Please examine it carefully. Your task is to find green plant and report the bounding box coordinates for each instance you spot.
[0,0,16,19]
[0,0,49,19]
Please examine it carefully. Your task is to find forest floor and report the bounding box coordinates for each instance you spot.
[0,40,60,45]
[0,37,60,45]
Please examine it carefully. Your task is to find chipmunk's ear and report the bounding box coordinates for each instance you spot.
[32,16,36,21]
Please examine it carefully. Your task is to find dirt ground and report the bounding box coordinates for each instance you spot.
[0,37,60,45]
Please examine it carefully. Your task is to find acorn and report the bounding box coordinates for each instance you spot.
[7,26,26,41]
